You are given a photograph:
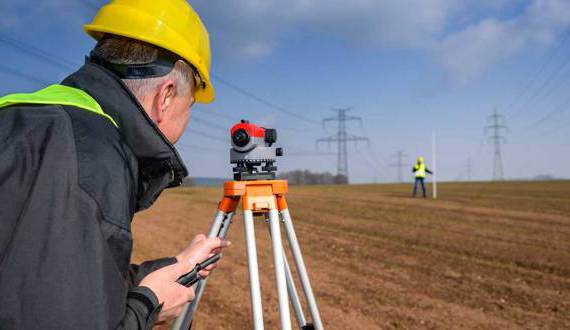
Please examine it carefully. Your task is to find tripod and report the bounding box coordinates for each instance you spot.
[173,179,323,330]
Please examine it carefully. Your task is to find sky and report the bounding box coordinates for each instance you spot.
[1,0,569,183]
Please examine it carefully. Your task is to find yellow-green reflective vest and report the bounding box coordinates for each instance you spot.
[414,163,426,178]
[0,84,118,128]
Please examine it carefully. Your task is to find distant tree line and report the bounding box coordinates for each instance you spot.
[182,177,194,186]
[278,170,348,185]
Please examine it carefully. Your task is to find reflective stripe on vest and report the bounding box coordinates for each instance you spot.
[414,163,426,178]
[0,84,118,128]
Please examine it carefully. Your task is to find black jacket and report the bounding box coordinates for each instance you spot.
[0,63,188,329]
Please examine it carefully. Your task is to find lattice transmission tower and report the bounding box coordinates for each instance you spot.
[316,108,368,183]
[485,109,508,181]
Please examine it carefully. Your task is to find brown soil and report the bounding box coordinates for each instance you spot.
[132,180,570,329]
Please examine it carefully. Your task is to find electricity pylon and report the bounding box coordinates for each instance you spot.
[316,108,368,183]
[485,108,508,181]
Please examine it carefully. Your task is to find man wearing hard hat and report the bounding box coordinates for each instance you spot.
[412,156,433,198]
[0,1,229,328]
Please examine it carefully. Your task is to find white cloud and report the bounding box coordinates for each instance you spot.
[194,0,570,82]
[194,0,457,60]
[437,0,570,84]
[240,41,274,59]
[438,19,524,84]
[288,0,454,48]
[3,0,568,84]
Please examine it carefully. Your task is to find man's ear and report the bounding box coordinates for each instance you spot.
[155,80,177,124]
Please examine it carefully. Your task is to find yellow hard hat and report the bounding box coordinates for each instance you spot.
[84,0,214,103]
[417,156,424,163]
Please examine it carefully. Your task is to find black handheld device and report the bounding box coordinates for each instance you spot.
[176,254,221,287]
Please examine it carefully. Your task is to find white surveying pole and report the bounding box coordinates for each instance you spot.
[432,131,438,199]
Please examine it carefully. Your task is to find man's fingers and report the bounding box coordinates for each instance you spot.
[186,287,196,302]
[203,262,218,271]
[206,237,231,250]
[167,261,194,280]
[173,307,183,316]
[193,234,207,243]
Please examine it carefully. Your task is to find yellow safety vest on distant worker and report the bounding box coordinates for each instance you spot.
[414,163,426,178]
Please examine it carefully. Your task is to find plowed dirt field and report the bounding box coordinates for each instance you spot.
[132,181,570,329]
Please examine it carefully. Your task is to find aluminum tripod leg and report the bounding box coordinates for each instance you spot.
[189,211,234,312]
[284,255,308,328]
[266,220,308,329]
[172,210,234,330]
[281,209,323,330]
[268,209,292,330]
[243,210,264,330]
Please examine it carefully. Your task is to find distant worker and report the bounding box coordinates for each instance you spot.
[412,156,433,198]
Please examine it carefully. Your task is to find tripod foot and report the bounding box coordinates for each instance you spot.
[301,324,315,330]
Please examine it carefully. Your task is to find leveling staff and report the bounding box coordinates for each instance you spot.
[0,1,230,328]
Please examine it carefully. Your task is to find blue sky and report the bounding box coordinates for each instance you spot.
[1,0,569,183]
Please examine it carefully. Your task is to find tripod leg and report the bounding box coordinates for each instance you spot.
[172,210,234,330]
[284,251,308,328]
[243,210,265,330]
[281,209,323,330]
[266,219,307,329]
[268,209,292,330]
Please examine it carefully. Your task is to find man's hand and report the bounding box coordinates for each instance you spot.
[176,234,231,278]
[140,234,231,321]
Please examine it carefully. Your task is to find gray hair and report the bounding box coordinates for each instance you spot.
[92,35,194,101]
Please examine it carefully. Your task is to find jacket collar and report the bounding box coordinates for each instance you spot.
[62,63,188,210]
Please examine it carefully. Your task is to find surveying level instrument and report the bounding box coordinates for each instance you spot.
[230,120,284,180]
[173,121,323,330]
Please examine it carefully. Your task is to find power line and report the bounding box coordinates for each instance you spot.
[196,108,242,122]
[82,1,102,11]
[211,74,320,126]
[522,93,570,131]
[0,64,51,86]
[191,116,229,132]
[0,35,320,129]
[0,34,76,70]
[508,47,570,121]
[315,108,368,183]
[504,31,570,118]
[185,127,227,143]
[542,119,570,137]
[485,109,508,181]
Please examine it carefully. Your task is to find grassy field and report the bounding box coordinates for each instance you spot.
[132,180,570,329]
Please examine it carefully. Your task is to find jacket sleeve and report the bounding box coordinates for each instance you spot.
[119,287,163,329]
[0,107,161,329]
[129,257,178,286]
[426,168,433,174]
